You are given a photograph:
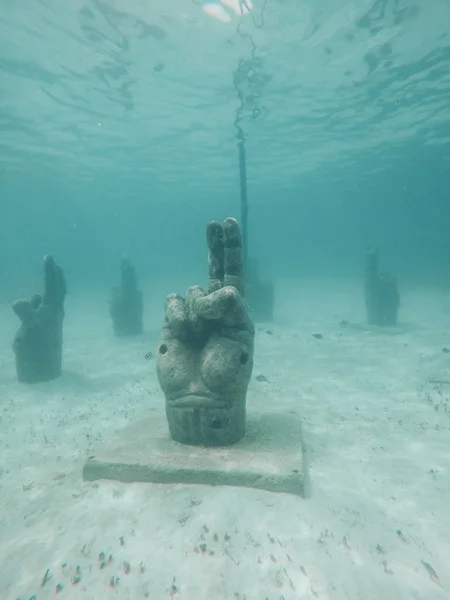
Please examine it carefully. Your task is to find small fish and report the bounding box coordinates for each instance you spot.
[442,347,449,353]
[312,333,323,339]
[145,352,154,360]
[41,568,51,586]
[421,560,441,585]
[383,559,393,575]
[396,529,409,543]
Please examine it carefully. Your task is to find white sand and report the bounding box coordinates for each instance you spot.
[1,281,449,600]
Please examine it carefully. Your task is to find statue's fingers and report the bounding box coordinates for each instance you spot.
[164,293,188,337]
[31,294,42,309]
[186,286,206,313]
[194,286,246,323]
[43,255,56,305]
[185,286,208,336]
[43,255,66,308]
[12,299,34,324]
[222,218,244,296]
[206,221,224,293]
[56,265,67,300]
[120,258,137,291]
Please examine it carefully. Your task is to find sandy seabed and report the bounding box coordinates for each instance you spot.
[1,280,449,600]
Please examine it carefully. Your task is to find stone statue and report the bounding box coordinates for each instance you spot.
[365,247,400,326]
[156,217,255,447]
[110,258,143,336]
[12,255,66,383]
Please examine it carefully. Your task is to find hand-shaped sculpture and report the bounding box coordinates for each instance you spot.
[365,247,399,326]
[156,218,255,447]
[12,255,67,383]
[110,258,143,336]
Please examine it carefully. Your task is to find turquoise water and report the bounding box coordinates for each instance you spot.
[1,2,450,599]
[1,0,450,292]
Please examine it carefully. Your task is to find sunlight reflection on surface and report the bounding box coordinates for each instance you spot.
[203,0,254,22]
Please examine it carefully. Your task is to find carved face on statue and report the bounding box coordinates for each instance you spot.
[156,218,255,447]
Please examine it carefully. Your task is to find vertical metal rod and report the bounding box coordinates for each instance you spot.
[238,137,248,290]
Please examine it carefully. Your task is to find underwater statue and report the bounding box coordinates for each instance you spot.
[365,247,400,326]
[12,254,66,383]
[247,257,274,322]
[156,217,255,447]
[110,258,143,336]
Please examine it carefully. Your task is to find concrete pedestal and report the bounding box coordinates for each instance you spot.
[83,410,306,496]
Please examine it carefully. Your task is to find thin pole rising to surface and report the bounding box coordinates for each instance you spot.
[233,4,268,295]
[238,135,248,278]
[233,61,249,295]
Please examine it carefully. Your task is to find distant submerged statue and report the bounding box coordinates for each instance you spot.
[12,255,66,383]
[110,258,143,336]
[365,247,400,326]
[156,217,255,447]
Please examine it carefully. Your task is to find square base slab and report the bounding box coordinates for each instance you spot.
[83,410,305,496]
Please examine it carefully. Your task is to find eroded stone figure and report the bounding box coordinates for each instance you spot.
[156,218,255,446]
[365,247,400,326]
[12,255,66,383]
[110,258,143,336]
